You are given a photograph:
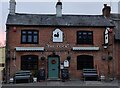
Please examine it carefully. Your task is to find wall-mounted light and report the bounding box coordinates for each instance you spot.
[67,56,71,61]
[101,56,106,60]
[104,45,108,49]
[67,51,71,61]
[13,27,17,32]
[64,60,69,68]
[107,27,112,33]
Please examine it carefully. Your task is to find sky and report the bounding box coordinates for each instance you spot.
[0,0,120,46]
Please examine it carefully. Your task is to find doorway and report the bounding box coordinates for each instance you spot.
[48,56,60,80]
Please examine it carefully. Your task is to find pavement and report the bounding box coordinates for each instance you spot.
[0,81,2,88]
[1,80,120,88]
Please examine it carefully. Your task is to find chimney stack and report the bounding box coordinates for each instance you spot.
[56,0,62,17]
[9,0,16,15]
[102,4,111,18]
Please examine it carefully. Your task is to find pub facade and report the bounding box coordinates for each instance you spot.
[6,0,116,81]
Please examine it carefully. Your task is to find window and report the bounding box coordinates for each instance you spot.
[77,31,93,44]
[21,55,38,70]
[77,55,94,70]
[21,30,39,44]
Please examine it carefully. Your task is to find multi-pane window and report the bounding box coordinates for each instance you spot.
[77,31,93,44]
[21,30,39,44]
[21,55,38,70]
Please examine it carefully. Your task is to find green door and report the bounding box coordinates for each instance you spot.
[48,56,59,79]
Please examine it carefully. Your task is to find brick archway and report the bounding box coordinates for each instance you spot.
[21,55,38,70]
[77,55,94,70]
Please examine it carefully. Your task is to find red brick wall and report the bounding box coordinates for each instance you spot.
[7,26,115,79]
[114,42,120,79]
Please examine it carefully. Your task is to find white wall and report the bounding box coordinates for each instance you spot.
[0,47,5,82]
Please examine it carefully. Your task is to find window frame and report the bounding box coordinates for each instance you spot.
[21,30,39,44]
[77,31,93,44]
[21,55,38,70]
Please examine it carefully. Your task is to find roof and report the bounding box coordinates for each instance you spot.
[6,13,114,27]
[115,30,120,40]
[110,14,120,40]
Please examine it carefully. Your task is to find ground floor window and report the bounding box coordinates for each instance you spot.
[77,55,94,70]
[21,55,38,70]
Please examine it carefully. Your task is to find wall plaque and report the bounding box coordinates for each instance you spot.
[53,28,63,42]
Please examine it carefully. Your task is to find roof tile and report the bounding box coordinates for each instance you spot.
[6,13,114,27]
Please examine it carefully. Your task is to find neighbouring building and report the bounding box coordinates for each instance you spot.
[0,47,5,81]
[111,14,120,79]
[6,0,116,82]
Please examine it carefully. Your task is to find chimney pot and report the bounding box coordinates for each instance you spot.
[102,4,111,18]
[104,4,107,7]
[56,0,62,17]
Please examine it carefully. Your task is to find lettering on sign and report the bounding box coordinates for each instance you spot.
[46,44,69,48]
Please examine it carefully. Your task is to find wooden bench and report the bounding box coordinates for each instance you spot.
[83,69,98,81]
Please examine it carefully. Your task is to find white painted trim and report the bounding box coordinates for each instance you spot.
[72,47,100,51]
[15,47,44,51]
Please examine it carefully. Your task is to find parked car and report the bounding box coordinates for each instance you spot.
[13,70,33,83]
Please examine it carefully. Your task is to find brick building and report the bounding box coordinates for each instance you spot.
[6,0,116,81]
[111,14,120,79]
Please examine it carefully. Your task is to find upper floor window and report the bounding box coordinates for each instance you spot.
[77,31,93,44]
[21,30,39,44]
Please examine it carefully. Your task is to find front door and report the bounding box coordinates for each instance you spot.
[48,56,59,79]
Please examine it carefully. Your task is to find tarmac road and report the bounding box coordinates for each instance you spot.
[1,80,119,88]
